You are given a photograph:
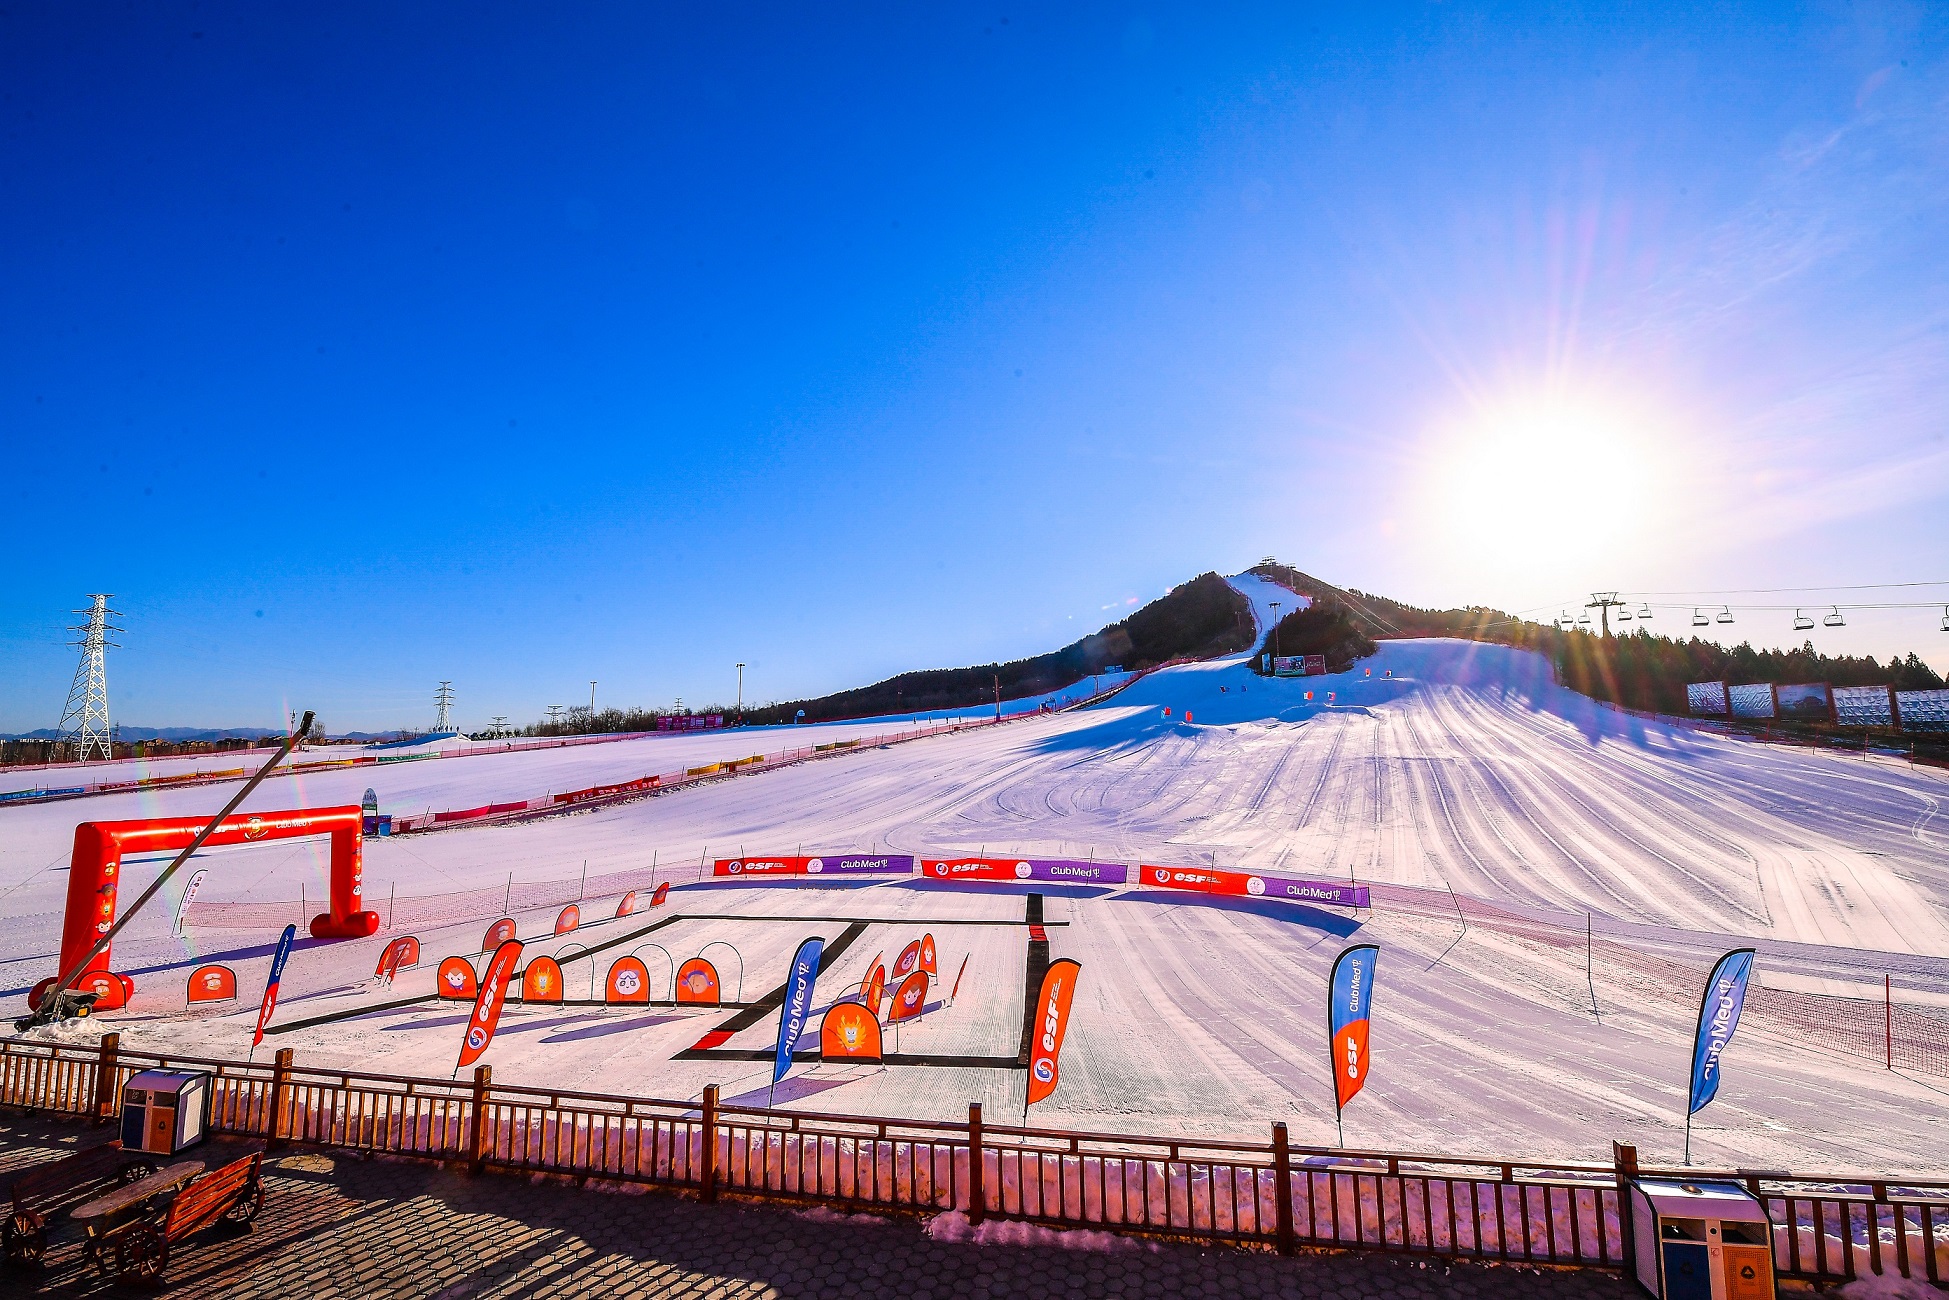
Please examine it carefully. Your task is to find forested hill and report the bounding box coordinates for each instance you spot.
[735,572,1253,725]
[1247,560,1945,718]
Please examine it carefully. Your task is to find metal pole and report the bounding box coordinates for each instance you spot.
[736,664,744,726]
[1586,912,1600,1021]
[1886,974,1894,1070]
[29,712,312,1022]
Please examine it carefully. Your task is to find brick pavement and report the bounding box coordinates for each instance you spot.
[0,1111,1638,1298]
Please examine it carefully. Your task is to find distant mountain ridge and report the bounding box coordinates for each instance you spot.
[1,726,392,742]
[731,571,1255,726]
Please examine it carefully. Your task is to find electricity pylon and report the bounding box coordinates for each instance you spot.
[58,595,121,761]
[434,681,455,732]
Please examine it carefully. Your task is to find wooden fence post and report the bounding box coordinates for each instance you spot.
[1613,1141,1639,1283]
[468,1066,492,1174]
[266,1048,294,1150]
[701,1084,719,1202]
[93,1033,120,1123]
[1271,1121,1295,1255]
[967,1103,985,1225]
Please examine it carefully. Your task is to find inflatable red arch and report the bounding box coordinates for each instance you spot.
[58,806,378,998]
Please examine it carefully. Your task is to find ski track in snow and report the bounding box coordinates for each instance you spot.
[5,574,1949,1174]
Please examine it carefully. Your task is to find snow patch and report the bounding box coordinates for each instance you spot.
[794,1205,894,1226]
[1837,1274,1945,1299]
[925,1210,1158,1252]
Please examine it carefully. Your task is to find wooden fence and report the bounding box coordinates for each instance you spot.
[2,1034,1941,1285]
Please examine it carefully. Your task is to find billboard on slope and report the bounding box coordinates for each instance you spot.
[1833,685,1896,728]
[1272,656,1327,677]
[1686,682,1730,716]
[1896,689,1949,731]
[1138,864,1369,908]
[1728,683,1776,719]
[1774,683,1833,722]
[919,856,1128,885]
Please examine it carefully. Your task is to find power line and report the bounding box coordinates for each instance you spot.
[1620,580,1949,597]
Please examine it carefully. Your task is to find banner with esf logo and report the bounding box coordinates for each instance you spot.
[1328,944,1380,1115]
[713,854,916,876]
[1026,958,1082,1107]
[456,940,523,1071]
[920,857,1128,885]
[1142,865,1369,909]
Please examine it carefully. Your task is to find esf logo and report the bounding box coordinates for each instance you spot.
[727,861,743,873]
[466,1026,487,1050]
[1032,1059,1054,1083]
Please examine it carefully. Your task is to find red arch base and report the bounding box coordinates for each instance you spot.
[54,806,377,1002]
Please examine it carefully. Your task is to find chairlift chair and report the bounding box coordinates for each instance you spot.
[1637,603,1653,620]
[1716,605,1734,624]
[1576,611,1592,626]
[1823,606,1845,628]
[1692,608,1709,627]
[1940,605,1949,633]
[1793,609,1814,631]
[1617,605,1633,621]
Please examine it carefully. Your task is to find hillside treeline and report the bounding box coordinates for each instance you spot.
[1251,600,1377,674]
[1247,560,1945,717]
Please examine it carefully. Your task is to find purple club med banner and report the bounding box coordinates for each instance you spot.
[920,857,1131,885]
[808,854,916,875]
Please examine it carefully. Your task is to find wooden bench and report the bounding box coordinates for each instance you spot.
[95,1148,264,1283]
[3,1141,156,1267]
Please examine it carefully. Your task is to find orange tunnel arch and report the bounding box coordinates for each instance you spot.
[59,806,378,997]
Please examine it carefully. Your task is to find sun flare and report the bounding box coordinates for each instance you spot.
[1418,387,1672,591]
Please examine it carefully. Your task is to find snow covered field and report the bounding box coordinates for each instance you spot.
[4,573,1946,1177]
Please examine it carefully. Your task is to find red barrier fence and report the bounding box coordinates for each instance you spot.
[1,1034,1941,1283]
[0,731,662,805]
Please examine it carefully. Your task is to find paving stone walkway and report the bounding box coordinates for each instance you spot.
[0,1112,1638,1298]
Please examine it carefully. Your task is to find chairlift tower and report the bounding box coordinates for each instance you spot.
[57,594,121,761]
[1585,592,1629,638]
[434,681,455,733]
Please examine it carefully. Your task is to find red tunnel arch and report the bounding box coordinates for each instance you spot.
[58,806,378,997]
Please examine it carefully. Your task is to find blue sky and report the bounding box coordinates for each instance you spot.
[4,3,1946,732]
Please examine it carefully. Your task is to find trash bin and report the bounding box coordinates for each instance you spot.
[119,1069,212,1155]
[1628,1177,1775,1300]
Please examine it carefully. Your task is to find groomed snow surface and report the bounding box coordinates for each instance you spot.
[4,574,1948,1181]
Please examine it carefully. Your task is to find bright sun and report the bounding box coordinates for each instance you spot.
[1421,389,1666,588]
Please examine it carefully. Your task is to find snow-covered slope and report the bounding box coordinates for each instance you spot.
[4,572,1947,1172]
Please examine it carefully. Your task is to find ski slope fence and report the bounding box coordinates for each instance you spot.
[1366,883,1949,1079]
[0,730,662,804]
[185,866,1949,1080]
[1,1034,1942,1285]
[2,668,1139,807]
